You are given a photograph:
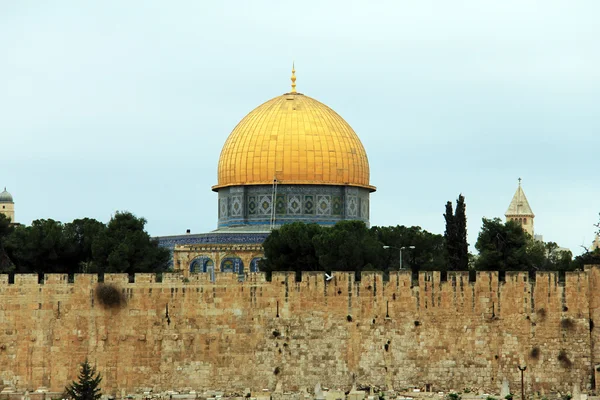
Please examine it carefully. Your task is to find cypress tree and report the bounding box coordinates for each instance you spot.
[444,195,469,270]
[65,359,102,400]
[443,201,458,270]
[455,194,469,270]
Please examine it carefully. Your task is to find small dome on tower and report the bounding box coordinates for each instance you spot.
[0,188,14,203]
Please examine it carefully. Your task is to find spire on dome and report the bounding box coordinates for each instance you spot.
[290,62,297,93]
[505,178,534,217]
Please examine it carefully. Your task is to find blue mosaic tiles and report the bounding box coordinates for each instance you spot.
[216,184,371,229]
[157,232,269,250]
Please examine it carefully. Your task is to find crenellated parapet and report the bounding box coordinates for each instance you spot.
[0,267,598,395]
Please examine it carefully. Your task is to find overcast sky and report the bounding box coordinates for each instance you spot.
[1,1,598,255]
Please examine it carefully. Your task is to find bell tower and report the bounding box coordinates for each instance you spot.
[0,188,15,223]
[505,178,534,236]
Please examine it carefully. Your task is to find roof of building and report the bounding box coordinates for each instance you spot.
[505,179,534,217]
[212,66,375,192]
[592,234,600,251]
[0,188,13,203]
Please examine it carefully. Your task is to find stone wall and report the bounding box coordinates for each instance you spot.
[0,267,599,395]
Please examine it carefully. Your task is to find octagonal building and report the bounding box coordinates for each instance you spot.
[213,68,375,230]
[159,67,375,275]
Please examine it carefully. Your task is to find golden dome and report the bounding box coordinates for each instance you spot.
[213,92,375,192]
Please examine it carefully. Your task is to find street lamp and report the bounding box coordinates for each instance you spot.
[517,365,526,400]
[383,245,416,270]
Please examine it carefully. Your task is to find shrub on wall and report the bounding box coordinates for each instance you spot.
[557,350,573,368]
[95,283,126,308]
[560,318,575,330]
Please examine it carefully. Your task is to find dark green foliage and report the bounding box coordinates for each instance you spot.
[444,195,469,270]
[0,214,14,272]
[313,221,381,273]
[443,201,456,268]
[65,359,102,400]
[371,225,446,271]
[475,218,533,271]
[475,218,575,271]
[95,284,126,308]
[572,247,600,270]
[5,219,72,273]
[455,195,469,270]
[3,212,169,274]
[262,221,446,275]
[64,218,107,272]
[260,222,322,275]
[91,212,170,274]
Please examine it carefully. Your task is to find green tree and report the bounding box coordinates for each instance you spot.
[542,242,573,271]
[4,219,70,273]
[91,211,170,274]
[261,222,323,277]
[65,359,102,400]
[444,195,469,270]
[455,195,469,270]
[371,225,446,271]
[572,248,600,269]
[474,218,530,271]
[313,220,382,273]
[443,201,457,269]
[0,214,14,272]
[63,218,107,272]
[571,214,600,269]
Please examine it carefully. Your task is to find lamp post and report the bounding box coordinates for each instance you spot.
[517,365,526,400]
[383,245,416,270]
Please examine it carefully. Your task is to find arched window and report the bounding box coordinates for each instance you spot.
[523,218,527,224]
[190,256,214,273]
[221,257,244,275]
[250,257,262,273]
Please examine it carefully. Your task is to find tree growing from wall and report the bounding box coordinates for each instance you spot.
[65,359,102,400]
[444,194,469,270]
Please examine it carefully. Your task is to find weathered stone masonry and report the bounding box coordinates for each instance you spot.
[0,267,599,395]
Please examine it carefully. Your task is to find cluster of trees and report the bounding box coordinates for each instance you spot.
[475,218,576,271]
[260,220,445,277]
[0,212,170,275]
[262,197,599,275]
[444,194,469,270]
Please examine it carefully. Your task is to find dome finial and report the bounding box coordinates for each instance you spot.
[290,62,297,93]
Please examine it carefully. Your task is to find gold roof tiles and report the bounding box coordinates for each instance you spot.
[213,93,375,191]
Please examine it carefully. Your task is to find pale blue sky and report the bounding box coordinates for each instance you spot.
[1,1,598,255]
